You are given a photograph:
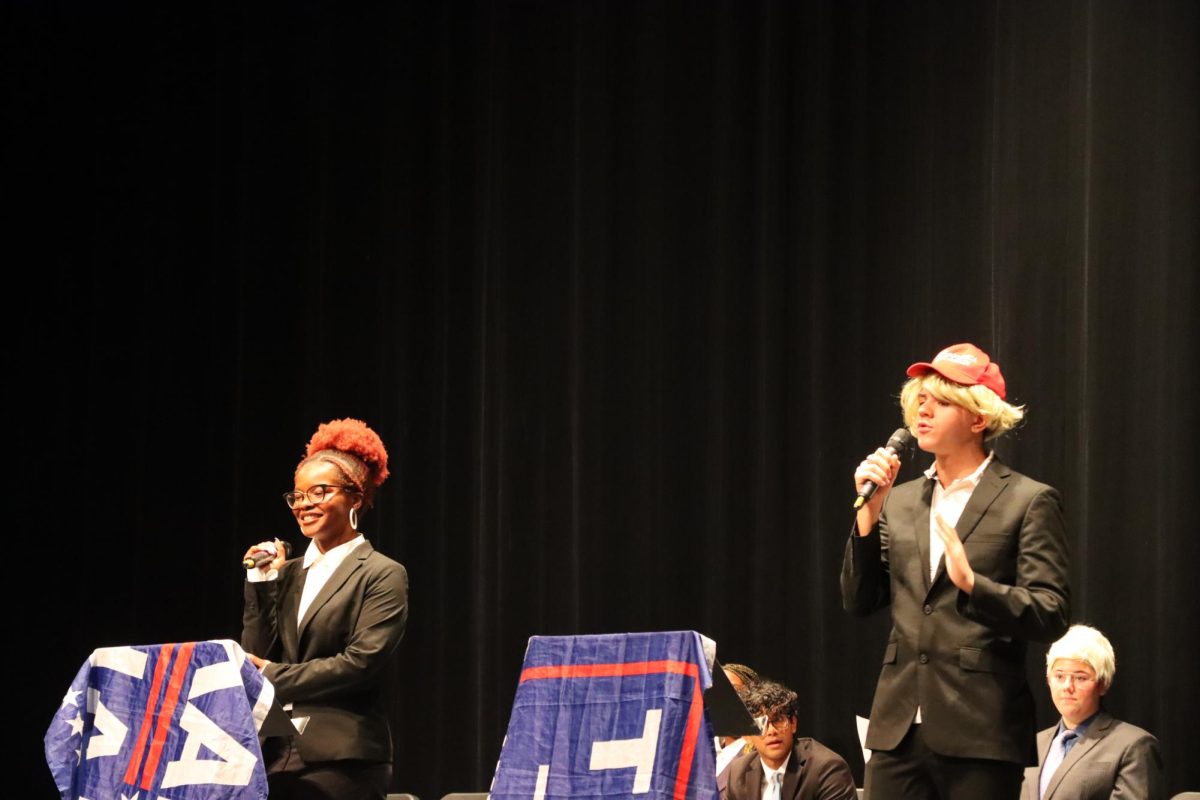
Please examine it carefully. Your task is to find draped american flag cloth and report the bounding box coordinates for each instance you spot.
[45,640,272,800]
[491,631,718,800]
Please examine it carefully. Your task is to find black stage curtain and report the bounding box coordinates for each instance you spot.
[9,1,1197,796]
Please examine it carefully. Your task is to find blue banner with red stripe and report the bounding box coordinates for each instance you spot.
[491,631,718,800]
[45,640,271,800]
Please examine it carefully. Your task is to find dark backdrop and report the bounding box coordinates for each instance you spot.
[8,0,1197,797]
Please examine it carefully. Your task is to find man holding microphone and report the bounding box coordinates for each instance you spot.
[841,343,1071,800]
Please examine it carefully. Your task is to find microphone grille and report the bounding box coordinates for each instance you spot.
[886,428,913,451]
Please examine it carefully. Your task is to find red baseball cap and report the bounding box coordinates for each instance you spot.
[906,343,1007,399]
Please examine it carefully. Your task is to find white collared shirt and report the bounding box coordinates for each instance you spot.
[925,452,993,583]
[715,738,746,776]
[914,452,992,725]
[760,753,790,799]
[297,535,366,628]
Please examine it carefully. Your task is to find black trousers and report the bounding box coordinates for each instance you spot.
[864,723,1023,800]
[263,737,392,800]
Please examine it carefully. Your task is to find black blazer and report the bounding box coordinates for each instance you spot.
[242,539,409,763]
[721,739,858,800]
[841,458,1070,765]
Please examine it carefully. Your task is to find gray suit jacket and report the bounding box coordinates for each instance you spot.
[841,459,1071,764]
[241,539,409,763]
[1021,712,1165,800]
[721,739,858,800]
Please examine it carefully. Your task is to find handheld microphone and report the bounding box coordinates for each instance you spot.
[852,428,913,509]
[242,541,291,570]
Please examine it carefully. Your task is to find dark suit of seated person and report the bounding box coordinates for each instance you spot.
[721,680,857,800]
[1021,625,1165,800]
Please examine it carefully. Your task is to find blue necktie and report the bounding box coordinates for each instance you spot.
[1039,729,1078,799]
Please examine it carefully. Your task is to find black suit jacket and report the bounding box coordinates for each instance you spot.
[242,539,409,763]
[841,458,1070,764]
[1020,712,1165,800]
[721,739,858,800]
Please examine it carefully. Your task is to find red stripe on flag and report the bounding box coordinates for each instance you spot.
[140,641,196,790]
[672,673,704,798]
[519,659,700,682]
[122,643,175,787]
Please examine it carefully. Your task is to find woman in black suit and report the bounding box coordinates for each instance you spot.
[242,418,409,800]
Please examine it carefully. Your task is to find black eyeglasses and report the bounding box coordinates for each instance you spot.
[754,713,793,733]
[283,484,359,509]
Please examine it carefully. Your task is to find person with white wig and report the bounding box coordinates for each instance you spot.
[1021,624,1164,800]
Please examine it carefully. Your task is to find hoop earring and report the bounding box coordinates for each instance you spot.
[349,507,359,531]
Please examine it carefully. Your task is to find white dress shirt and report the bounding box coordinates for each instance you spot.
[297,535,366,628]
[914,452,992,724]
[760,753,790,800]
[716,738,747,777]
[925,452,993,582]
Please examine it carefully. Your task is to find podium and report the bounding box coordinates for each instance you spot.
[45,639,287,800]
[490,631,721,800]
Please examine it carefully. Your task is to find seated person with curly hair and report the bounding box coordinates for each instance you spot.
[722,680,857,800]
[241,418,409,800]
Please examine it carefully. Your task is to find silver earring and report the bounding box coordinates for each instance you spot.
[350,507,359,531]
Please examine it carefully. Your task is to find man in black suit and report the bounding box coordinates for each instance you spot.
[1021,625,1164,800]
[841,344,1070,800]
[721,680,857,800]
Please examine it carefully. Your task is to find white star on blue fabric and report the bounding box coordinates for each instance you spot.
[61,687,82,708]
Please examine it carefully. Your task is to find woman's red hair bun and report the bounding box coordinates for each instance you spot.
[305,418,390,489]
